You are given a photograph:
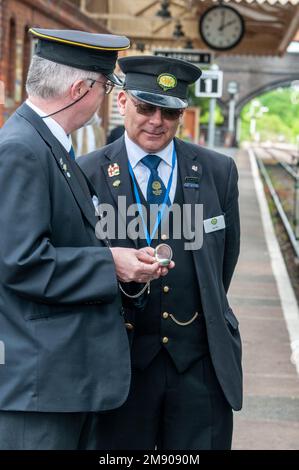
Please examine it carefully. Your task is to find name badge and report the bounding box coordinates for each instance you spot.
[184,176,199,189]
[204,215,225,233]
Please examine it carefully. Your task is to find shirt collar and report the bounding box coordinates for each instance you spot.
[26,99,72,152]
[125,131,174,169]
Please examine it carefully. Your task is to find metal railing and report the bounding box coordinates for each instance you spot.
[253,147,299,258]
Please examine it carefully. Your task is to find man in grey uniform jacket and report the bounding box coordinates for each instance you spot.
[79,56,242,450]
[0,30,169,450]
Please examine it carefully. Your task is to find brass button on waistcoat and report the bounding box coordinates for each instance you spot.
[162,312,169,319]
[162,336,169,344]
[163,286,170,293]
[125,322,134,331]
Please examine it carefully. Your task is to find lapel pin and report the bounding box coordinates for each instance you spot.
[184,176,199,189]
[108,163,120,177]
[112,179,121,188]
[59,157,71,178]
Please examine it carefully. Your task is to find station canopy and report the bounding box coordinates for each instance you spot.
[75,0,299,56]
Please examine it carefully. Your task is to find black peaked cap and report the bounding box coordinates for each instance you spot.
[30,28,130,85]
[118,55,202,108]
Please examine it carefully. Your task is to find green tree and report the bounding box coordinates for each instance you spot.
[240,87,299,143]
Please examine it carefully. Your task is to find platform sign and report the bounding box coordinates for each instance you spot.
[154,49,213,66]
[195,69,223,98]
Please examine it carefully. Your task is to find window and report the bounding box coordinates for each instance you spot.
[7,17,16,100]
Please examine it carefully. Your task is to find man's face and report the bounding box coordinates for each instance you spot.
[118,91,182,153]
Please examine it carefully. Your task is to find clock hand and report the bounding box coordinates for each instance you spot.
[220,9,225,29]
[218,19,237,32]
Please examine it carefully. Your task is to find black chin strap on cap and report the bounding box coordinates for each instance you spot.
[41,81,95,119]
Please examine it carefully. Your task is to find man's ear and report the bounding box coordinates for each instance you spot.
[70,79,90,100]
[179,109,185,123]
[117,90,127,116]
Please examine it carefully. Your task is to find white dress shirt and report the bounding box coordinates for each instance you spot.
[26,99,72,153]
[125,132,177,203]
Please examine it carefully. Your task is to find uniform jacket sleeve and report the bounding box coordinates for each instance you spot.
[0,141,118,304]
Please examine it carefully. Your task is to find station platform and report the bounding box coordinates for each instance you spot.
[222,147,299,450]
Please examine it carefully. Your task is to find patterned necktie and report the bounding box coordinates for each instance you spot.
[141,154,171,206]
[69,145,76,160]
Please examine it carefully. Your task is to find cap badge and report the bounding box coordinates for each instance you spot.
[157,73,177,91]
[108,163,120,177]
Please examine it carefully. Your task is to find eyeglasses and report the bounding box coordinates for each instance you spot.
[128,94,183,120]
[87,78,114,95]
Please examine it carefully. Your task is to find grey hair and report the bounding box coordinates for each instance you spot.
[26,55,100,99]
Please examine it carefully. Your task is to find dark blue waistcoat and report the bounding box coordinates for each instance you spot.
[130,173,209,372]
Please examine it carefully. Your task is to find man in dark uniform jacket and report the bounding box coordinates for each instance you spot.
[79,55,242,450]
[0,31,169,450]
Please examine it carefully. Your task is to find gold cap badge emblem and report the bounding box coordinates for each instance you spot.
[157,73,177,91]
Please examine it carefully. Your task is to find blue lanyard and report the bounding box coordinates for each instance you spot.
[128,146,176,246]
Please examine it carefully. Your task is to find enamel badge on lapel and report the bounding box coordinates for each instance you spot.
[108,163,120,177]
[157,73,177,91]
[184,176,199,189]
[59,158,71,178]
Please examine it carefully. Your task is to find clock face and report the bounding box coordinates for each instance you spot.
[199,5,245,51]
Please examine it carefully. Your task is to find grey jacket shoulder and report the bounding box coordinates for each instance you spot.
[176,138,236,170]
[0,108,38,147]
[175,138,238,191]
[1,105,57,167]
[78,136,237,184]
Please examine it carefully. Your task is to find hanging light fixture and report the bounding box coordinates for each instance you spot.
[156,0,171,18]
[173,21,185,38]
[136,42,145,52]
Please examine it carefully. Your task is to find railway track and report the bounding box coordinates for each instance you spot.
[251,146,299,259]
[258,147,299,179]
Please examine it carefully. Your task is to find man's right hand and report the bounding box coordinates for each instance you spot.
[110,247,174,283]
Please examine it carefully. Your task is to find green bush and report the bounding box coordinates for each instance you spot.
[240,87,299,143]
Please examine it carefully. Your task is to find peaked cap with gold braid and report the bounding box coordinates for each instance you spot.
[29,28,130,86]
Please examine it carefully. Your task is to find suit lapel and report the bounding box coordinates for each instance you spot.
[101,137,135,209]
[175,138,202,233]
[174,138,209,288]
[100,137,138,248]
[17,103,98,230]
